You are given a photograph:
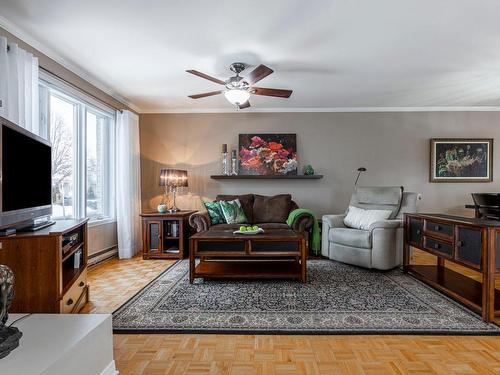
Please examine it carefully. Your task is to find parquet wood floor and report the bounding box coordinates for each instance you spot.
[81,256,175,313]
[83,254,500,375]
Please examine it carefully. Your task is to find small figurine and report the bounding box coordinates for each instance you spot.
[0,265,22,359]
[304,165,315,175]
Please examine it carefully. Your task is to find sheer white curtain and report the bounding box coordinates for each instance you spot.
[116,110,142,258]
[0,37,39,135]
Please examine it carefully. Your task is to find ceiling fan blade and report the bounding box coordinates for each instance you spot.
[186,70,225,85]
[246,64,273,85]
[251,87,293,98]
[238,100,251,109]
[188,90,223,99]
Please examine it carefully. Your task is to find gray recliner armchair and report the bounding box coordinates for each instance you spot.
[322,186,421,270]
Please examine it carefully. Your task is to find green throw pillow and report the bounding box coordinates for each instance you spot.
[219,199,248,224]
[203,200,225,225]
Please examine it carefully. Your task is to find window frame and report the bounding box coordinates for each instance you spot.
[39,71,116,224]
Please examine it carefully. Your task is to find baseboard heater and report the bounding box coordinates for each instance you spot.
[88,246,118,267]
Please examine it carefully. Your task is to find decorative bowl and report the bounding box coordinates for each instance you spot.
[233,228,265,235]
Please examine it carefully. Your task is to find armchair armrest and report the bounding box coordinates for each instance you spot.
[189,212,210,232]
[290,213,314,233]
[322,214,347,229]
[321,214,346,257]
[368,219,402,231]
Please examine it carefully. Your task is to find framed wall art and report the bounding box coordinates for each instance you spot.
[238,134,298,175]
[430,138,493,182]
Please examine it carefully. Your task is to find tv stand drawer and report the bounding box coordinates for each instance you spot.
[61,269,87,313]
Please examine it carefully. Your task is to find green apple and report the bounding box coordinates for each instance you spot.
[252,225,259,231]
[246,226,253,231]
[239,226,247,231]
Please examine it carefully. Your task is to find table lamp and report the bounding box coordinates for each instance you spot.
[159,169,188,212]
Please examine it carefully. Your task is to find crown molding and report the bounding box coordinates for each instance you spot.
[2,15,500,116]
[139,106,500,114]
[0,14,141,113]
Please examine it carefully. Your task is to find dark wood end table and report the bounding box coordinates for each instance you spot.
[189,229,306,283]
[141,210,197,259]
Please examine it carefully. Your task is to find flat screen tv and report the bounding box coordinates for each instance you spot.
[0,116,52,229]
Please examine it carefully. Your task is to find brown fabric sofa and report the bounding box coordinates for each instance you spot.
[189,194,314,234]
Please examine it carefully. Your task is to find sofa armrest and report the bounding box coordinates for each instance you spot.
[322,214,347,229]
[368,219,402,231]
[290,213,314,233]
[189,212,210,232]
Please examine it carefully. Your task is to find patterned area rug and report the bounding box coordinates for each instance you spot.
[112,260,500,334]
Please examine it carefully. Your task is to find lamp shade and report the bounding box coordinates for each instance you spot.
[224,89,250,105]
[159,169,188,188]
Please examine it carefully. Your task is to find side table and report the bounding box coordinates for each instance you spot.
[141,210,197,259]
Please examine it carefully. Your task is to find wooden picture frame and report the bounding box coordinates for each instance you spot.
[430,138,493,182]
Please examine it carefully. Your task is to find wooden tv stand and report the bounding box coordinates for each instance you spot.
[0,219,89,313]
[404,213,499,324]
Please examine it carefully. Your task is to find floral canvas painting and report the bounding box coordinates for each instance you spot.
[239,134,298,175]
[430,139,493,182]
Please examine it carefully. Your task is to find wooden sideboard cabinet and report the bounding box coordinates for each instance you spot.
[0,219,89,313]
[141,211,197,259]
[404,213,500,324]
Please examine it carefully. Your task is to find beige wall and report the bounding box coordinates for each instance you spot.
[140,112,500,217]
[0,26,122,255]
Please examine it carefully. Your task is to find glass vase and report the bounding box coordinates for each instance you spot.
[221,152,229,175]
[231,151,238,175]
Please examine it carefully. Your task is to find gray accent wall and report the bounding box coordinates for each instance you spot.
[140,112,500,217]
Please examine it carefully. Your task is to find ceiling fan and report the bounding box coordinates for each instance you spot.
[186,62,293,109]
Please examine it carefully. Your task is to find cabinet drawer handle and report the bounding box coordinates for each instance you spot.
[416,229,421,235]
[433,243,441,250]
[67,298,74,306]
[457,240,464,247]
[434,225,441,231]
[79,281,85,287]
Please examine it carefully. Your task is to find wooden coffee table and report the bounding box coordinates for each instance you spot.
[189,229,306,283]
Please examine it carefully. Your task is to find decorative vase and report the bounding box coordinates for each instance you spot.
[231,149,238,175]
[221,144,229,175]
[157,203,168,213]
[304,165,315,175]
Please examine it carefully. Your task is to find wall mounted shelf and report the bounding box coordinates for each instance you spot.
[210,175,323,180]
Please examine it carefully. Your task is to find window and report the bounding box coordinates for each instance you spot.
[39,73,115,222]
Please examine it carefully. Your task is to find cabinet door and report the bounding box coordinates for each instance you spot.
[408,218,423,246]
[456,226,482,270]
[496,232,500,271]
[147,221,162,253]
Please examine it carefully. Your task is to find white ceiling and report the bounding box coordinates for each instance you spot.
[1,0,500,112]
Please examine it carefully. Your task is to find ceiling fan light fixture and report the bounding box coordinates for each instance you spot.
[224,89,250,105]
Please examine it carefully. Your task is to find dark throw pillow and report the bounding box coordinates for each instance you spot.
[253,194,292,223]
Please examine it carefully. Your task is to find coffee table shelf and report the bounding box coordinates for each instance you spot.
[189,229,306,283]
[194,260,302,280]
